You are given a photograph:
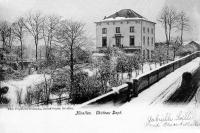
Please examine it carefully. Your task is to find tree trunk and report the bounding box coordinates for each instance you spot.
[20,38,23,69]
[164,18,169,57]
[35,36,38,61]
[173,48,176,61]
[70,42,74,98]
[180,24,183,45]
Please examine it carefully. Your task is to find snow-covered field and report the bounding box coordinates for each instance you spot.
[123,57,200,107]
[2,74,51,105]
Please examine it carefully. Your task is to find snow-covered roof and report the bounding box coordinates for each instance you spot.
[183,40,200,45]
[106,9,145,19]
[96,9,155,24]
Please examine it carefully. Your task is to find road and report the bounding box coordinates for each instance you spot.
[165,67,200,104]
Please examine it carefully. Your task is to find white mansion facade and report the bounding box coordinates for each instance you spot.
[95,9,156,59]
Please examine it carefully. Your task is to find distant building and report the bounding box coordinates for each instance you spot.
[95,9,156,59]
[183,41,200,52]
[177,41,200,56]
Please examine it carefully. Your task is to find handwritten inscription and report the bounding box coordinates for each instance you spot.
[146,111,200,127]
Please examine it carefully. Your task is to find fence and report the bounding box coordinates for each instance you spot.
[79,51,200,107]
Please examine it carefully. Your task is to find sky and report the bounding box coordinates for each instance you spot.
[0,0,200,43]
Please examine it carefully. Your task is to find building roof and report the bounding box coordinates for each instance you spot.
[105,9,145,19]
[177,41,200,55]
[96,9,155,24]
[185,41,200,51]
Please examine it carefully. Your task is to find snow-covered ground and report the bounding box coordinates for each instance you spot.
[2,74,51,105]
[82,63,161,79]
[123,57,200,107]
[190,87,200,107]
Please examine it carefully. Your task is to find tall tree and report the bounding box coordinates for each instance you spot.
[176,11,190,45]
[158,6,179,58]
[56,19,85,99]
[12,17,26,68]
[171,37,181,60]
[0,21,11,51]
[23,11,44,61]
[42,15,61,62]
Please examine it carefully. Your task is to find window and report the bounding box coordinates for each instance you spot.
[151,29,154,34]
[143,36,145,45]
[147,28,149,34]
[116,27,120,33]
[102,37,107,47]
[143,27,145,33]
[130,26,134,33]
[151,37,154,45]
[130,36,135,46]
[102,28,107,34]
[147,37,149,45]
[147,49,150,59]
[151,50,154,57]
[143,50,145,59]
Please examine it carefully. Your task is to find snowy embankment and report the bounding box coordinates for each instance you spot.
[2,74,51,105]
[123,57,200,107]
[190,87,200,107]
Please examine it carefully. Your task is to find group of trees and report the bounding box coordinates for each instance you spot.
[158,6,190,60]
[0,6,191,105]
[0,10,92,104]
[0,11,88,65]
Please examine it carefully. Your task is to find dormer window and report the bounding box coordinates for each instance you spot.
[116,27,120,33]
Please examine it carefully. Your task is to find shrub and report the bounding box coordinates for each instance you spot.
[0,86,9,104]
[24,87,34,105]
[70,72,103,104]
[16,89,23,105]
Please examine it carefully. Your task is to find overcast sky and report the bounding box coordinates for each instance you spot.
[0,0,200,42]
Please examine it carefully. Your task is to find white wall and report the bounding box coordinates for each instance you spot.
[96,19,155,58]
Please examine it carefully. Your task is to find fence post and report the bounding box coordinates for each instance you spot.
[132,79,139,97]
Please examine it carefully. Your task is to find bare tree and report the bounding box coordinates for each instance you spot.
[56,19,85,99]
[171,37,181,60]
[12,17,26,68]
[158,6,179,58]
[42,15,61,62]
[23,11,45,61]
[176,11,190,45]
[0,21,11,51]
[152,43,168,66]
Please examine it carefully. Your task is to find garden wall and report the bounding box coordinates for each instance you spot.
[80,52,200,107]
